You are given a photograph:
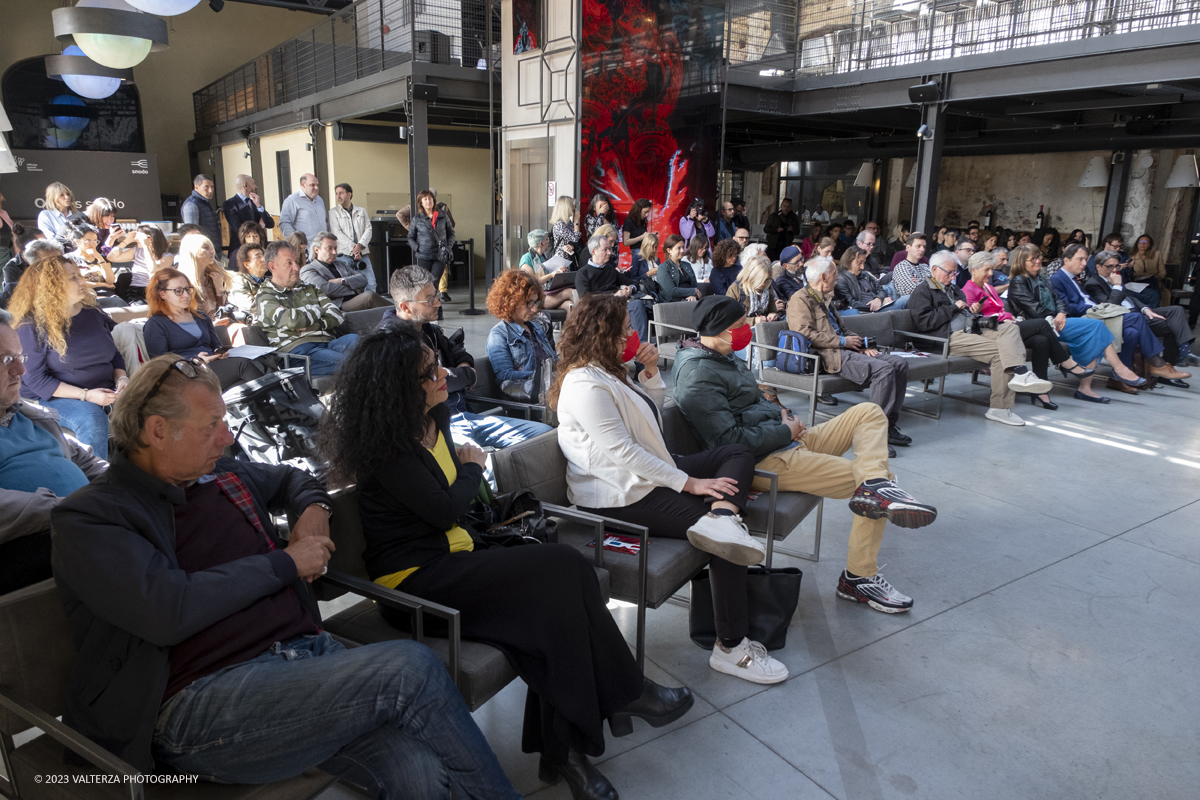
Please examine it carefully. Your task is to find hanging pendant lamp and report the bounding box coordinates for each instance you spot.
[125,0,202,14]
[53,0,168,70]
[45,45,132,100]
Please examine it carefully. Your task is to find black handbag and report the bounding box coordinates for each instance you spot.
[462,483,557,547]
[688,566,802,651]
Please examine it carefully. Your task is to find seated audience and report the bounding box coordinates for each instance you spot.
[143,269,265,390]
[255,242,358,376]
[593,224,621,270]
[909,251,1053,426]
[990,247,1011,290]
[657,233,702,301]
[793,257,912,450]
[706,238,744,298]
[37,182,75,247]
[66,219,125,306]
[50,355,517,797]
[1007,243,1141,403]
[549,195,582,262]
[575,233,650,343]
[684,234,714,285]
[518,229,573,312]
[800,223,824,259]
[726,254,782,327]
[321,323,691,800]
[82,197,135,264]
[9,256,126,457]
[890,229,928,269]
[1086,232,1128,275]
[228,242,271,322]
[814,236,835,258]
[554,292,787,686]
[950,239,977,287]
[1128,233,1167,307]
[300,231,388,311]
[386,266,551,448]
[856,225,887,276]
[774,245,806,302]
[485,270,560,403]
[177,233,233,317]
[673,295,937,612]
[1051,244,1188,391]
[287,231,310,267]
[229,220,268,272]
[836,246,899,313]
[962,251,1086,410]
[1089,249,1198,368]
[637,232,661,280]
[890,233,931,297]
[0,308,107,594]
[128,224,173,303]
[584,193,615,238]
[1,224,50,308]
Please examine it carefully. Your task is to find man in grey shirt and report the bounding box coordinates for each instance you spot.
[279,173,328,243]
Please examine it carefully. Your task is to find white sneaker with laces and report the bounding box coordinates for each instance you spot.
[985,407,1026,426]
[709,638,789,684]
[1007,371,1053,394]
[686,513,764,566]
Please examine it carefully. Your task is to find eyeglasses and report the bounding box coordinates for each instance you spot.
[137,358,207,425]
[1,353,30,367]
[525,298,542,309]
[413,294,442,306]
[421,353,444,384]
[162,286,194,297]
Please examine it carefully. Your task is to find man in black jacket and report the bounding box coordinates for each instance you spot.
[909,252,1050,426]
[300,232,388,310]
[763,198,799,261]
[383,265,550,449]
[576,234,650,341]
[222,173,275,261]
[1089,249,1198,369]
[51,355,518,797]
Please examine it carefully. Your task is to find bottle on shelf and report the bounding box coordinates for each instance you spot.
[983,205,993,230]
[1035,205,1044,229]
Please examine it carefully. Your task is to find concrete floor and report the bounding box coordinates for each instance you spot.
[340,288,1200,800]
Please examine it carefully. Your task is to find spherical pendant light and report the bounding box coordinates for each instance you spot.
[51,95,90,132]
[45,45,130,100]
[52,0,168,71]
[124,0,202,15]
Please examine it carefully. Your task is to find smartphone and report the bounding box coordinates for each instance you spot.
[213,345,231,355]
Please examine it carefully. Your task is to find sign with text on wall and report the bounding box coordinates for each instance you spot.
[547,181,556,207]
[1,150,162,221]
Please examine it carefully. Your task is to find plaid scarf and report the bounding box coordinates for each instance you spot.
[213,472,276,552]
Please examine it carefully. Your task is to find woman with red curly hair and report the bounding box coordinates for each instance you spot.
[485,269,558,401]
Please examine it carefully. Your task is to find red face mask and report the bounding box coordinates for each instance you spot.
[621,330,640,362]
[724,324,752,352]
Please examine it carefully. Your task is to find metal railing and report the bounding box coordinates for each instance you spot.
[193,0,497,131]
[726,0,1200,81]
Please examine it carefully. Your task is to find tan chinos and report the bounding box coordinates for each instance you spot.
[947,323,1027,409]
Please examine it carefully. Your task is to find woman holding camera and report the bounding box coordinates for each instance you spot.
[963,251,1084,410]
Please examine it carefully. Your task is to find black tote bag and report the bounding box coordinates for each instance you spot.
[688,566,802,651]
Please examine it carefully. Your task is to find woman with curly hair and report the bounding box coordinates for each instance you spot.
[551,293,787,686]
[10,256,126,458]
[320,323,692,800]
[584,193,615,238]
[485,269,558,401]
[176,233,232,317]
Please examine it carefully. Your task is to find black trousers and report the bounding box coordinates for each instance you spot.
[207,356,266,390]
[381,543,643,765]
[1146,305,1194,363]
[0,531,52,595]
[580,444,755,644]
[416,257,446,286]
[1016,318,1070,381]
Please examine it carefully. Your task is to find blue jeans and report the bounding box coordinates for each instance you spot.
[43,397,110,459]
[289,334,360,376]
[451,411,551,449]
[152,633,519,800]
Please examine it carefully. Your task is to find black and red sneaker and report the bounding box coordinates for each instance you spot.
[837,569,914,613]
[849,479,937,529]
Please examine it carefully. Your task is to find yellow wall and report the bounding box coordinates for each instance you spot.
[221,142,251,198]
[0,0,315,201]
[328,136,490,274]
[258,128,316,213]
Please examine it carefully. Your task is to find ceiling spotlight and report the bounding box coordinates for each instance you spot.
[916,124,931,139]
[46,45,131,99]
[209,0,224,11]
[53,0,168,70]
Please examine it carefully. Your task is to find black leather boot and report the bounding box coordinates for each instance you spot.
[539,750,618,800]
[608,676,694,737]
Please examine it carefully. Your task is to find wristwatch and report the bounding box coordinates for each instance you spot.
[312,502,333,518]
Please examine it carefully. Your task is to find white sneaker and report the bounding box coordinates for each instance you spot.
[686,513,765,566]
[709,637,789,684]
[985,407,1026,426]
[1007,371,1053,394]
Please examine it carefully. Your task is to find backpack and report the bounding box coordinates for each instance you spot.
[223,367,328,478]
[777,330,813,375]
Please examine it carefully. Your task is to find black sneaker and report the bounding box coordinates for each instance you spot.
[888,424,912,446]
[837,569,913,613]
[439,292,453,303]
[849,478,937,529]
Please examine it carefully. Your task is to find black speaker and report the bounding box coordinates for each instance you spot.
[908,81,941,104]
[412,82,440,102]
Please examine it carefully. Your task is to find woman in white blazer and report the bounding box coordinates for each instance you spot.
[550,293,789,687]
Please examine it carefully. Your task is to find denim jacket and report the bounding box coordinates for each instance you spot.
[486,319,557,394]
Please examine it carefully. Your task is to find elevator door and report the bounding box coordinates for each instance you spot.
[506,137,553,267]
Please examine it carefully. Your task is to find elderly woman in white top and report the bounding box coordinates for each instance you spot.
[518,229,573,311]
[551,292,788,687]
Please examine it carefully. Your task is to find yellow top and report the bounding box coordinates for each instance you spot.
[374,431,475,589]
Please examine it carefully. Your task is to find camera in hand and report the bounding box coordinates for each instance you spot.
[969,314,999,335]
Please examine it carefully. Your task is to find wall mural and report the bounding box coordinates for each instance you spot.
[513,0,540,53]
[581,0,723,267]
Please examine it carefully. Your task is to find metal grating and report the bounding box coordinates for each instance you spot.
[722,0,1200,81]
[194,0,491,131]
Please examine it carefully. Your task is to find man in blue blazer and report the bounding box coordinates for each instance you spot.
[222,174,275,261]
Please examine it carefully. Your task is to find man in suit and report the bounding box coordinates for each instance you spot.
[763,198,799,261]
[222,174,275,262]
[299,232,388,311]
[1087,249,1199,371]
